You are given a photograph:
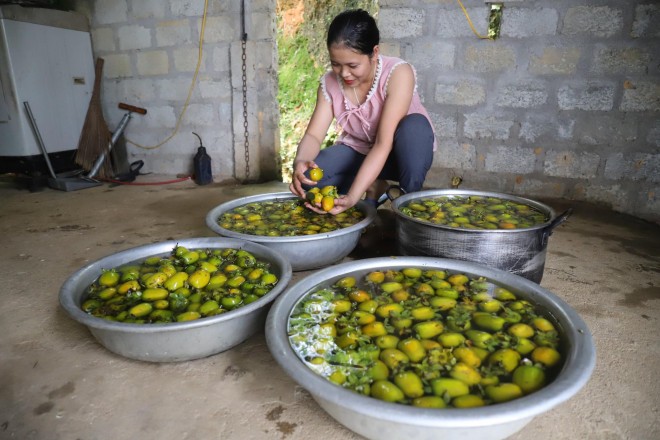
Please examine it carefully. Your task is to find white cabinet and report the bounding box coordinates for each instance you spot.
[0,5,94,174]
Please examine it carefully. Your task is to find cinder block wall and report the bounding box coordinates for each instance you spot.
[73,0,280,183]
[379,0,659,223]
[77,0,658,222]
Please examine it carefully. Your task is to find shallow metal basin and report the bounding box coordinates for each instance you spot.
[206,192,377,271]
[59,237,292,362]
[265,256,595,440]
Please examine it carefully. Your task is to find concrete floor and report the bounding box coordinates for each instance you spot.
[0,176,658,440]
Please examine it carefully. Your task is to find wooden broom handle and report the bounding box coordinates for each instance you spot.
[118,102,147,115]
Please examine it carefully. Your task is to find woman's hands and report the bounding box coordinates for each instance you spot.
[306,193,360,215]
[290,161,361,215]
[289,161,328,214]
[289,160,318,198]
[329,193,360,214]
[289,85,334,198]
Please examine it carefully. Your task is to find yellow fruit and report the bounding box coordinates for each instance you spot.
[508,323,535,338]
[348,289,371,302]
[320,185,337,196]
[453,347,484,368]
[361,322,388,337]
[397,338,427,363]
[412,396,447,408]
[487,348,521,373]
[532,317,556,332]
[321,195,335,212]
[188,269,211,289]
[366,271,385,284]
[450,362,482,386]
[452,394,485,408]
[447,273,469,286]
[531,346,561,367]
[336,276,356,288]
[309,168,323,181]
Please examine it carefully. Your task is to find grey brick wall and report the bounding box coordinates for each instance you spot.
[77,0,659,223]
[380,0,660,223]
[75,0,280,183]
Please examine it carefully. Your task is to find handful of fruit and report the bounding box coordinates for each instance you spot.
[306,185,338,212]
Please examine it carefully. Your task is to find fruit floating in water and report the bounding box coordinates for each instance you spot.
[217,197,364,235]
[399,195,549,230]
[80,246,280,324]
[288,268,563,408]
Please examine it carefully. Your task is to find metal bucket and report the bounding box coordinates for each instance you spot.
[389,188,572,283]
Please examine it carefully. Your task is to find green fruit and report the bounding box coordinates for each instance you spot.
[473,312,506,332]
[129,303,153,318]
[371,380,405,402]
[142,288,169,302]
[164,271,189,291]
[98,270,120,287]
[397,338,427,363]
[412,396,447,408]
[486,383,524,403]
[394,371,425,398]
[512,365,546,394]
[431,378,469,398]
[414,321,444,339]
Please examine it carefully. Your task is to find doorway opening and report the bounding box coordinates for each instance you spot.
[275,0,379,182]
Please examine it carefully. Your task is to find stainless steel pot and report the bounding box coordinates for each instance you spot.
[59,237,292,362]
[389,188,571,283]
[206,192,377,271]
[265,257,595,440]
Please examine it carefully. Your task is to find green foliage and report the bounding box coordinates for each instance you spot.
[301,0,379,66]
[277,32,326,181]
[278,34,324,119]
[277,1,379,181]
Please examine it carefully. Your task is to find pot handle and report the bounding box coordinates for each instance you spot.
[385,185,406,202]
[542,208,573,247]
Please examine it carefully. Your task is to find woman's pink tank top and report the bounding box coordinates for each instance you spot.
[321,55,436,155]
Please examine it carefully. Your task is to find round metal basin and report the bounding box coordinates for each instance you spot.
[206,192,377,271]
[266,257,595,440]
[59,237,292,362]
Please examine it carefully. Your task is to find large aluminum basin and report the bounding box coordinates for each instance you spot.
[60,237,292,362]
[206,192,377,271]
[266,257,595,440]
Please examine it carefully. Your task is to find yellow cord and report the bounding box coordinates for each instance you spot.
[128,0,210,150]
[456,0,492,40]
[126,0,484,150]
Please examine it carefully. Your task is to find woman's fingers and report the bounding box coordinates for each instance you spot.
[304,201,327,214]
[289,182,303,198]
[329,196,352,215]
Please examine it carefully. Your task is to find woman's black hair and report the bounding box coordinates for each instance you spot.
[326,9,379,56]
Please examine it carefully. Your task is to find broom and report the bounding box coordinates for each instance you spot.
[75,57,113,178]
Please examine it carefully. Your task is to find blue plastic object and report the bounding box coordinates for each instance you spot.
[192,132,212,185]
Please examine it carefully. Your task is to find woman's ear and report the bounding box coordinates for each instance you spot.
[371,45,380,59]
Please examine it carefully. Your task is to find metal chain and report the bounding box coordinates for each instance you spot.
[240,1,250,181]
